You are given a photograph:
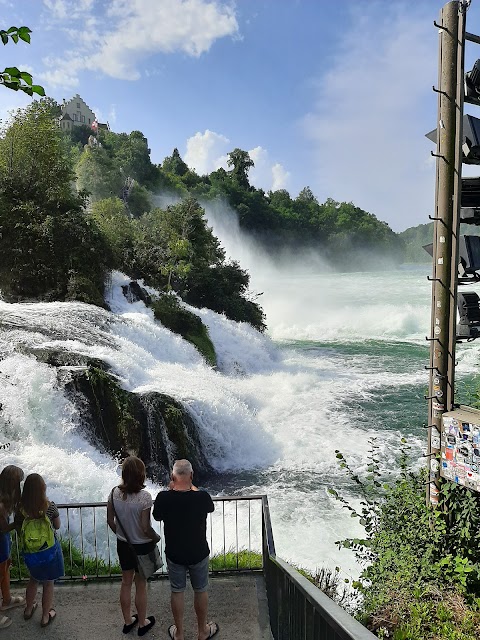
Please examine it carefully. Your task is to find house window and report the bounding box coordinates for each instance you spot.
[77,103,80,108]
[82,115,85,123]
[73,114,77,121]
[88,118,91,124]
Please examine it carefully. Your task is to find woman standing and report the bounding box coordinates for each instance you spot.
[0,465,25,628]
[19,473,64,627]
[107,456,159,636]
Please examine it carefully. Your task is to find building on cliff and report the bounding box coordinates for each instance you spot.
[58,93,110,133]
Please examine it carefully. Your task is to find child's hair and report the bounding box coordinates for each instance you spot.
[119,456,146,496]
[0,465,24,513]
[20,473,48,518]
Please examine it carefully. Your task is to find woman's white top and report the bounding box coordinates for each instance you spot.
[110,487,153,545]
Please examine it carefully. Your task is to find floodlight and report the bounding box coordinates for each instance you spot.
[459,235,480,276]
[457,291,480,340]
[465,59,480,106]
[426,115,480,164]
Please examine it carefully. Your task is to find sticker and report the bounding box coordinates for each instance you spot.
[434,326,441,335]
[440,236,446,243]
[445,448,454,461]
[437,301,442,308]
[435,389,444,397]
[435,318,440,325]
[433,377,440,385]
[431,459,440,472]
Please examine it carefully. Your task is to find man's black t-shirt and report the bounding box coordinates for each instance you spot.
[153,489,215,565]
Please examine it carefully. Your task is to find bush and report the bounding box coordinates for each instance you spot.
[151,294,216,367]
[330,440,480,639]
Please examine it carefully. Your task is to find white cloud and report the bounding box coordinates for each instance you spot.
[271,163,290,191]
[41,0,239,85]
[185,129,230,175]
[302,4,436,231]
[249,145,290,192]
[184,133,290,191]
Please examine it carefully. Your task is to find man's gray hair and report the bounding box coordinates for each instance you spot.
[173,459,193,476]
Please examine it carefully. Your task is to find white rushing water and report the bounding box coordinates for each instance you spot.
[2,217,480,577]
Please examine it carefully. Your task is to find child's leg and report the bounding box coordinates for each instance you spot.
[0,560,11,604]
[41,580,54,625]
[24,577,38,615]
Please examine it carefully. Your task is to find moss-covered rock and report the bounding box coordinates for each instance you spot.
[65,366,214,482]
[150,294,216,367]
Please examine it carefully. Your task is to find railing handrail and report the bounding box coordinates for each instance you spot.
[55,494,268,509]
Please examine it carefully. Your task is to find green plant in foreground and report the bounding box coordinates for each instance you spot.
[329,439,480,639]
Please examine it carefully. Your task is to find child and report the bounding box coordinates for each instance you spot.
[0,465,25,629]
[18,473,64,627]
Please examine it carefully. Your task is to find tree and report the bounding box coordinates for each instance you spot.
[0,99,110,303]
[0,27,44,96]
[162,148,189,177]
[227,148,254,189]
[76,145,124,202]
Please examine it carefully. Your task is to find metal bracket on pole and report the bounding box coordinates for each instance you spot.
[433,85,453,100]
[433,20,449,31]
[431,151,450,163]
[428,215,442,221]
[425,366,445,375]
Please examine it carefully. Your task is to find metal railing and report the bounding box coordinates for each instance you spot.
[11,493,376,640]
[11,495,264,582]
[261,496,376,640]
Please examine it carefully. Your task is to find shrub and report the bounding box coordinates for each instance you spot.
[151,294,216,367]
[330,440,480,639]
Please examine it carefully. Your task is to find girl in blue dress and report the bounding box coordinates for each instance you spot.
[18,473,64,627]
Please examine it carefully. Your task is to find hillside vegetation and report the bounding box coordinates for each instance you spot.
[0,98,409,331]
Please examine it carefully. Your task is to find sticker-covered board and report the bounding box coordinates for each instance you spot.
[441,407,480,492]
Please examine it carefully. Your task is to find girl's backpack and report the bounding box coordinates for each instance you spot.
[20,512,55,553]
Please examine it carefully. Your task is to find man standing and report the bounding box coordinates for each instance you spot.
[153,459,218,640]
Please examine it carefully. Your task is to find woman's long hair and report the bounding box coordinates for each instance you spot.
[0,465,24,514]
[20,473,48,518]
[118,456,146,496]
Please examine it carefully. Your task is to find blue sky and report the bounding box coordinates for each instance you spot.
[1,0,479,231]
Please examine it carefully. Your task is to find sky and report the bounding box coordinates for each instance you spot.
[1,0,480,232]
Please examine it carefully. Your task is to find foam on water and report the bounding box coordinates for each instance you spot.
[1,265,478,575]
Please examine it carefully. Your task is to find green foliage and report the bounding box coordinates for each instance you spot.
[0,99,110,303]
[227,148,254,189]
[99,130,158,188]
[130,198,265,330]
[331,441,480,639]
[89,197,135,270]
[76,146,124,202]
[0,27,45,96]
[127,182,152,217]
[210,548,262,571]
[151,294,216,367]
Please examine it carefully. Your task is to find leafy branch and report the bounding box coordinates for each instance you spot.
[0,26,45,96]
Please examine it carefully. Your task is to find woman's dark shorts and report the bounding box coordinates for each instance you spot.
[117,539,156,572]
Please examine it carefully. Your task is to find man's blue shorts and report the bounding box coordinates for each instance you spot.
[166,555,209,593]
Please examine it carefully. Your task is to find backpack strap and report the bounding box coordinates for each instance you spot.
[110,488,137,558]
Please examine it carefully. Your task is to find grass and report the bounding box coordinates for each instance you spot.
[210,549,262,571]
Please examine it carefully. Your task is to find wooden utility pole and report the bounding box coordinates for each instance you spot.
[427,1,466,505]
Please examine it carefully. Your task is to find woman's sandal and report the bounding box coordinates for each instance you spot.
[0,595,26,611]
[40,609,56,627]
[0,616,12,630]
[123,613,139,634]
[23,602,38,620]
